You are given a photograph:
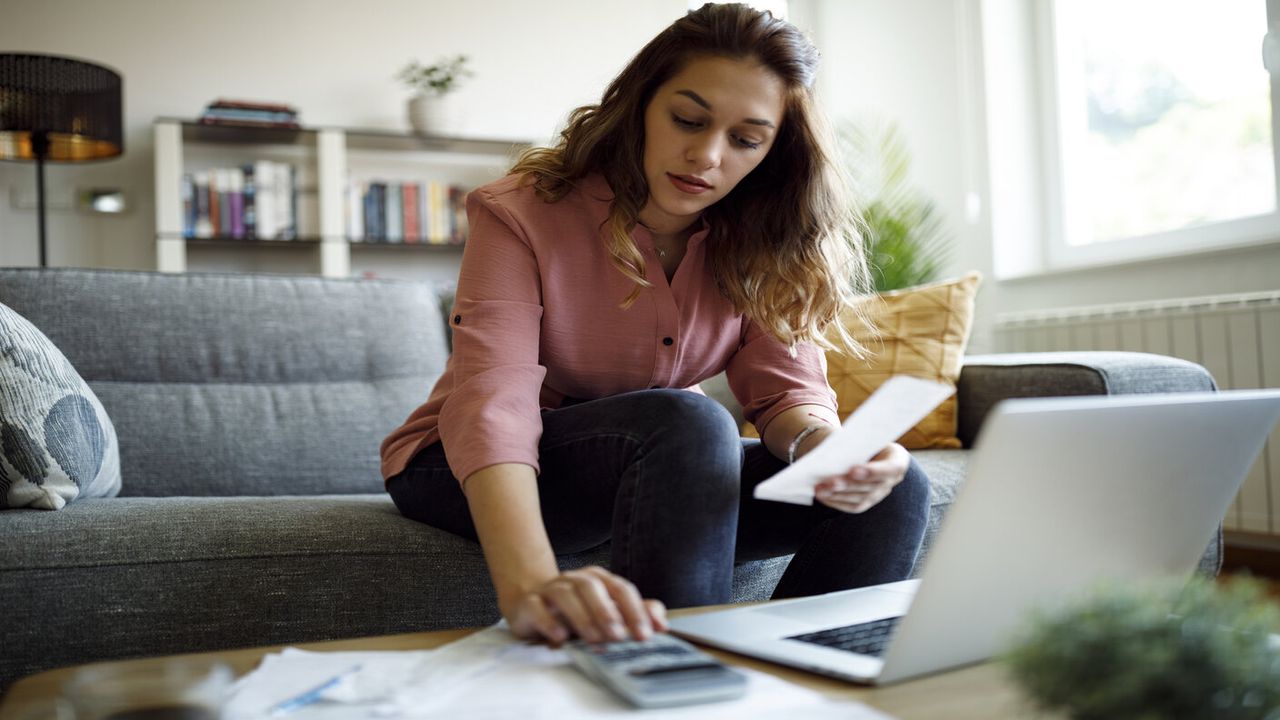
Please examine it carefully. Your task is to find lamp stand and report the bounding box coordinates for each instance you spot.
[31,129,49,267]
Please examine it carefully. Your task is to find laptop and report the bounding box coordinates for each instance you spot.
[669,389,1280,685]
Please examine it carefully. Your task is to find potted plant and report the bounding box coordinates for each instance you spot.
[1005,576,1280,719]
[397,55,472,135]
[837,118,950,292]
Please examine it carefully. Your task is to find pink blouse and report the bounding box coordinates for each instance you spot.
[380,173,836,484]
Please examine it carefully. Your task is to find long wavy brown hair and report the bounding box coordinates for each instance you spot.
[511,2,872,354]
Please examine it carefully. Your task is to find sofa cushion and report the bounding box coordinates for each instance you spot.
[0,494,788,687]
[956,352,1218,448]
[0,302,120,509]
[0,269,450,496]
[825,272,981,449]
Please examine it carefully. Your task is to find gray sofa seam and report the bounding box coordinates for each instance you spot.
[8,549,483,573]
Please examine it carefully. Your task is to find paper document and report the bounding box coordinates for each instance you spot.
[224,624,896,719]
[754,375,954,505]
[225,648,434,720]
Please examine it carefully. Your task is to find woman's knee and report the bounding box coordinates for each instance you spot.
[631,389,741,448]
[895,456,932,509]
[626,390,742,495]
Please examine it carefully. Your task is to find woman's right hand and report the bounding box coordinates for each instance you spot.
[502,566,669,646]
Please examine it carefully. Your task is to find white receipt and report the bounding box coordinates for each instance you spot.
[753,375,955,505]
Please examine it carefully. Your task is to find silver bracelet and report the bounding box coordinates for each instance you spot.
[787,425,823,465]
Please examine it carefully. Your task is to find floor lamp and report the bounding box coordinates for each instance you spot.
[0,53,123,267]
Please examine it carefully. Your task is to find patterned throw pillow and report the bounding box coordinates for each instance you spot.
[0,302,121,509]
[826,272,982,448]
[742,272,981,449]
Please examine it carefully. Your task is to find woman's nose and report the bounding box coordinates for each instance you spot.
[685,136,722,170]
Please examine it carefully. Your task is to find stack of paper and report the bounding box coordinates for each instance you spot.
[223,624,895,719]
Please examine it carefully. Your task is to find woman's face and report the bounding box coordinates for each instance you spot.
[639,55,786,234]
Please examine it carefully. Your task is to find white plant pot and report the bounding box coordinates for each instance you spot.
[408,94,455,136]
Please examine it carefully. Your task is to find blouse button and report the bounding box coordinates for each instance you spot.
[662,337,674,346]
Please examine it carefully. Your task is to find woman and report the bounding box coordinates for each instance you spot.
[381,3,930,647]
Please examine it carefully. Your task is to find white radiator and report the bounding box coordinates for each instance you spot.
[995,290,1280,536]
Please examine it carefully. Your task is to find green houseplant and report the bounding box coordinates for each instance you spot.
[397,55,472,135]
[837,119,950,292]
[1005,576,1280,719]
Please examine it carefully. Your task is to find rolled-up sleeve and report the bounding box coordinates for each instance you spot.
[437,190,548,482]
[725,320,837,436]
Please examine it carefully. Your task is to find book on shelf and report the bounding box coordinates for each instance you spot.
[387,182,404,243]
[181,159,298,240]
[207,98,297,113]
[243,163,257,238]
[403,184,420,243]
[346,177,469,245]
[228,169,244,239]
[198,98,301,129]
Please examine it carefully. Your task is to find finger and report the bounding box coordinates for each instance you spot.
[518,594,569,646]
[852,486,892,513]
[644,599,669,632]
[816,494,865,513]
[866,444,909,469]
[869,443,906,462]
[818,477,884,494]
[816,476,867,493]
[584,567,652,640]
[542,579,605,643]
[573,568,639,641]
[566,569,627,637]
[863,455,907,474]
[861,457,909,485]
[819,486,890,513]
[816,477,879,503]
[856,497,887,513]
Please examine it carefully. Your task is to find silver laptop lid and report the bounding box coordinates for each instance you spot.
[877,389,1280,684]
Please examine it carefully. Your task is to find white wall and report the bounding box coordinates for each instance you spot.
[0,0,682,271]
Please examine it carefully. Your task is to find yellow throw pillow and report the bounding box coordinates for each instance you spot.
[743,272,981,449]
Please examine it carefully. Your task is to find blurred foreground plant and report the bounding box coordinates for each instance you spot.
[1005,576,1280,719]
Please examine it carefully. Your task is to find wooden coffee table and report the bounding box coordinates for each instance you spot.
[0,606,1050,720]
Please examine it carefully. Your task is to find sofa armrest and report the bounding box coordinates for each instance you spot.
[956,351,1216,448]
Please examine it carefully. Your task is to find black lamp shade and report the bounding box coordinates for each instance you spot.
[0,53,124,162]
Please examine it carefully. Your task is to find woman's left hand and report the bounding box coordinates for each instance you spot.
[814,443,911,514]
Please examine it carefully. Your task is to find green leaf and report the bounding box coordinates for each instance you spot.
[837,118,951,292]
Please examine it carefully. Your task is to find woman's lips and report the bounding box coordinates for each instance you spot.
[668,173,711,195]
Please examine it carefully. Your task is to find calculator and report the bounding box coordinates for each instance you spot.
[565,632,748,708]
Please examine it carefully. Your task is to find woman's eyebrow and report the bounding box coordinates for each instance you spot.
[674,89,776,128]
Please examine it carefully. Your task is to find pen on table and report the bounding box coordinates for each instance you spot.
[267,664,362,717]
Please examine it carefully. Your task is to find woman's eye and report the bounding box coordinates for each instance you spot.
[672,114,700,129]
[735,136,762,150]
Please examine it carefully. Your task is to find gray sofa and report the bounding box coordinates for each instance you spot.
[0,268,1220,691]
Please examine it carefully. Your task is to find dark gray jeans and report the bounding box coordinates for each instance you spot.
[387,389,930,608]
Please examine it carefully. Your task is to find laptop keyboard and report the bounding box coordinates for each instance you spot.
[787,616,903,657]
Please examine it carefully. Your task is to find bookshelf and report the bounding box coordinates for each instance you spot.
[153,119,531,280]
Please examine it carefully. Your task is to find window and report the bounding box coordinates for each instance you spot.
[1039,0,1279,269]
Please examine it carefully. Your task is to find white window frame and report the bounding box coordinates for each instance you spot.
[1033,0,1280,272]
